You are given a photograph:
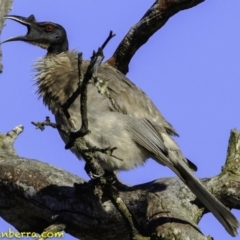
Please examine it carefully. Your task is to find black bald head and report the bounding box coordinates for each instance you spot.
[2,14,68,54]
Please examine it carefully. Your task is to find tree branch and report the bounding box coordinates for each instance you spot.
[106,0,204,74]
[0,1,239,239]
[0,0,13,73]
[0,127,239,240]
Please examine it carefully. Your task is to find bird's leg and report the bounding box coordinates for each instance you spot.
[84,156,105,179]
[102,174,149,240]
[82,153,149,240]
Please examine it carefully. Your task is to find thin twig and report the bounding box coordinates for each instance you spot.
[61,53,83,114]
[64,31,115,148]
[61,31,115,119]
[78,52,83,85]
[101,30,116,50]
[32,116,57,131]
[79,47,104,135]
[32,117,69,136]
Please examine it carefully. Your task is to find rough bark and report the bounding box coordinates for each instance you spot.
[0,127,240,240]
[0,0,13,73]
[106,0,204,74]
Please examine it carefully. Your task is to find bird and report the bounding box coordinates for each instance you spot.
[2,14,239,236]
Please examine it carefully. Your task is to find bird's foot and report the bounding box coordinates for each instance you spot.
[84,161,105,179]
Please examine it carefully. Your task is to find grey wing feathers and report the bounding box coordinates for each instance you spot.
[125,115,240,236]
[125,117,168,163]
[98,63,179,137]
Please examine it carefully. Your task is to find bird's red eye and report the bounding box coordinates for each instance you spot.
[45,24,54,32]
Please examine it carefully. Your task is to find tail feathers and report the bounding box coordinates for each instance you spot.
[165,157,239,236]
[186,158,198,172]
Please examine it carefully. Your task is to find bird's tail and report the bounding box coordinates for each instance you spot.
[163,155,239,237]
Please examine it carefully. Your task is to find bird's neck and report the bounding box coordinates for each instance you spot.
[47,39,69,55]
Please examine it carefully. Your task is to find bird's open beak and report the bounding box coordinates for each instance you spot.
[2,14,50,49]
[1,14,36,44]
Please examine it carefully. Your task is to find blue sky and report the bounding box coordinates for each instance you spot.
[1,1,240,239]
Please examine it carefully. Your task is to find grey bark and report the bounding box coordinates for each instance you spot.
[0,0,13,73]
[0,127,240,240]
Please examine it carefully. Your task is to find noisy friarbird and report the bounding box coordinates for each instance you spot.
[3,15,239,236]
